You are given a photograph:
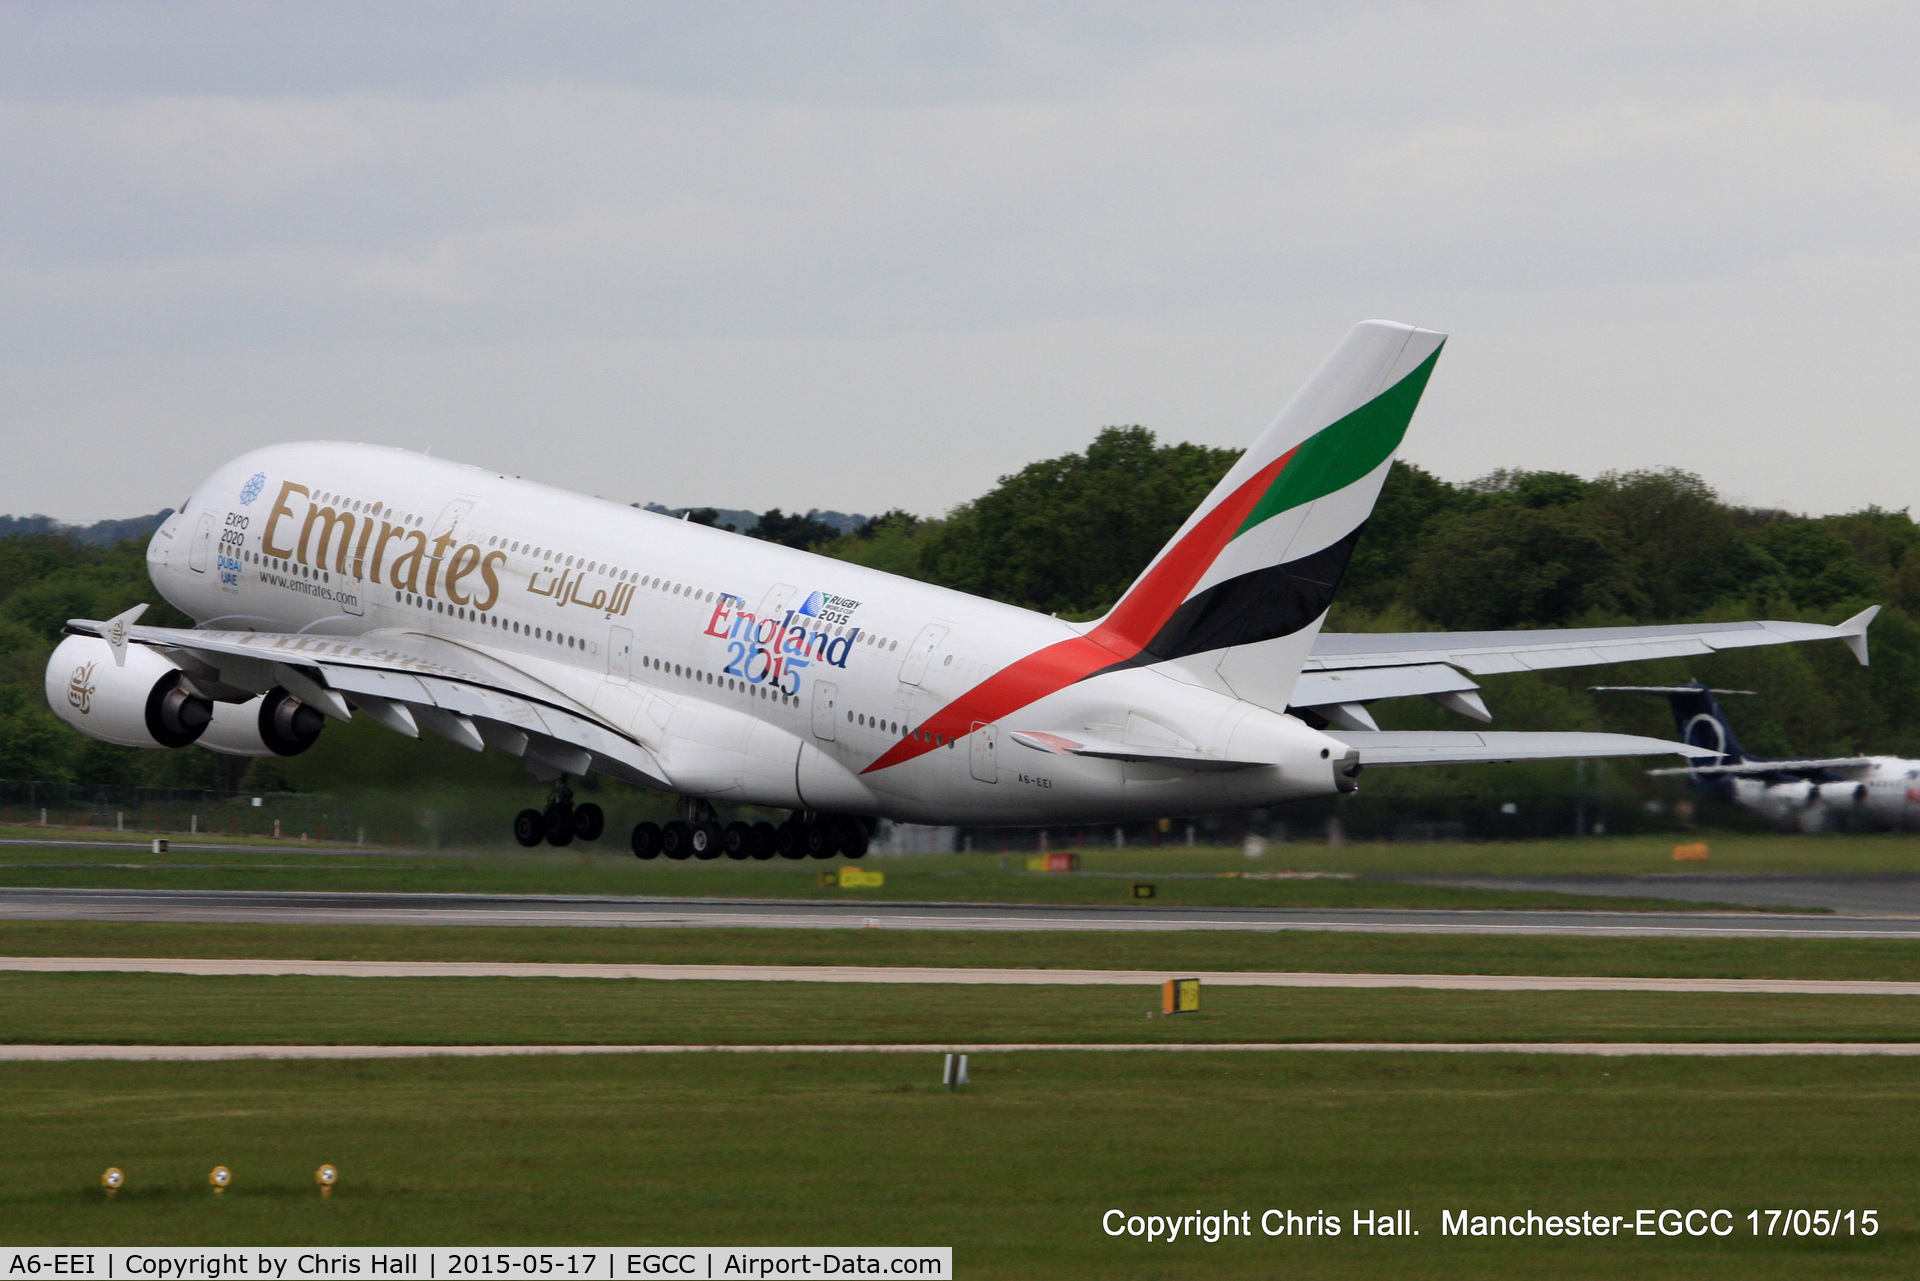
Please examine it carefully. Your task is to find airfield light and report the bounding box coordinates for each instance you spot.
[209,1166,231,1195]
[316,1165,338,1198]
[101,1168,123,1200]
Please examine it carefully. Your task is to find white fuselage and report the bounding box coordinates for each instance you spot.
[147,442,1349,825]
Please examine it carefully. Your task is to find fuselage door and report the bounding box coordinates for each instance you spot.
[188,513,215,573]
[609,626,633,681]
[899,622,950,687]
[758,583,796,623]
[812,680,838,742]
[969,721,998,783]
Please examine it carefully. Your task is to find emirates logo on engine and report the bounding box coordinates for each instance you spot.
[68,662,97,715]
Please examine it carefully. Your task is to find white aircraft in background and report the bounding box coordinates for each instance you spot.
[1597,681,1914,830]
[47,321,1876,859]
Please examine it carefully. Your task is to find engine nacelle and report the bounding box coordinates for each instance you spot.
[1816,780,1869,808]
[196,688,326,757]
[46,634,213,749]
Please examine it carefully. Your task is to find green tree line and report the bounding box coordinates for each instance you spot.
[4,427,1916,807]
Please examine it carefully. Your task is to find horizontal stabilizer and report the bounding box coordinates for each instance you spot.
[1590,686,1755,696]
[1327,730,1719,768]
[1308,612,1881,675]
[1647,757,1875,778]
[1008,729,1266,773]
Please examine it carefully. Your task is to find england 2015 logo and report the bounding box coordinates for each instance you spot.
[704,592,861,696]
[239,472,267,505]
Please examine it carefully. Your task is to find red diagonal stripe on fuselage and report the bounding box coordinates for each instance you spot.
[861,448,1295,775]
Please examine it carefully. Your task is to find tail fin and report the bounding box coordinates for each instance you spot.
[1089,320,1445,710]
[1591,683,1755,765]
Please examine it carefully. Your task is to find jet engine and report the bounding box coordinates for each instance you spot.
[1815,780,1869,808]
[196,688,326,757]
[46,634,213,749]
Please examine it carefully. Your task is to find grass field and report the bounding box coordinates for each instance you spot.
[6,831,1919,1271]
[12,823,1920,873]
[2,1052,1913,1277]
[3,971,1919,1046]
[4,829,1902,912]
[11,919,1920,981]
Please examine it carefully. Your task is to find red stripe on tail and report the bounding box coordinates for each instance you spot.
[861,448,1295,776]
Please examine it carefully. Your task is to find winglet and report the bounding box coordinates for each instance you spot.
[99,604,149,668]
[1839,605,1879,666]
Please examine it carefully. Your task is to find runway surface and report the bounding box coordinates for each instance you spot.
[1400,874,1920,916]
[4,885,1919,937]
[3,1042,1916,1060]
[9,955,1919,995]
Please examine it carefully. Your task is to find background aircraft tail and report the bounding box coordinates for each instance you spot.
[1087,320,1445,711]
[1592,682,1756,798]
[1591,682,1756,765]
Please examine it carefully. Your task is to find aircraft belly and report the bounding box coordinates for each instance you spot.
[658,698,805,806]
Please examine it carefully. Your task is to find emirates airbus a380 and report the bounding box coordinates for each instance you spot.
[47,322,1876,859]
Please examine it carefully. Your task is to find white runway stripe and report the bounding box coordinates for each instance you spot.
[2,1042,1917,1061]
[5,956,1919,994]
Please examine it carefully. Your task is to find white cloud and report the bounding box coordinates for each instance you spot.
[2,1,1919,520]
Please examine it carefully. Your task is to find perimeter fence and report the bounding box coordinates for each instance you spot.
[0,779,357,842]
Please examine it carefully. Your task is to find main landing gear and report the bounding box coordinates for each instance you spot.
[629,808,871,861]
[512,779,604,848]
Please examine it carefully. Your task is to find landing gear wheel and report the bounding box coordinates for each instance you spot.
[691,821,724,860]
[512,809,545,848]
[573,803,604,842]
[544,802,575,847]
[750,821,778,860]
[776,821,805,859]
[630,821,662,860]
[662,820,693,859]
[723,821,754,860]
[837,819,870,860]
[805,822,840,859]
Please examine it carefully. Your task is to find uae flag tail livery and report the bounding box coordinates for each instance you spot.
[1091,320,1444,708]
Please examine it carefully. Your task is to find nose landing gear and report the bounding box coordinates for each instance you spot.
[511,779,604,848]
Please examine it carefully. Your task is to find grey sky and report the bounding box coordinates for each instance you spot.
[4,2,1917,521]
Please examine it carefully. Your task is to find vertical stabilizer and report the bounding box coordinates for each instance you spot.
[1591,682,1756,780]
[1088,320,1445,710]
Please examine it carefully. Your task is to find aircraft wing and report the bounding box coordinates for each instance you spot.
[1326,730,1719,768]
[64,616,671,788]
[1646,757,1876,778]
[1294,608,1878,717]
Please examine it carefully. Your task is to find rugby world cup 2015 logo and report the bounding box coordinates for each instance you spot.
[704,589,863,696]
[68,662,98,714]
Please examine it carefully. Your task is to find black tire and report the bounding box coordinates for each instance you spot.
[573,803,605,842]
[805,821,840,859]
[512,808,545,848]
[662,820,693,859]
[723,821,753,860]
[692,821,724,859]
[630,821,662,860]
[775,821,805,859]
[749,821,778,860]
[544,803,574,847]
[837,818,870,859]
